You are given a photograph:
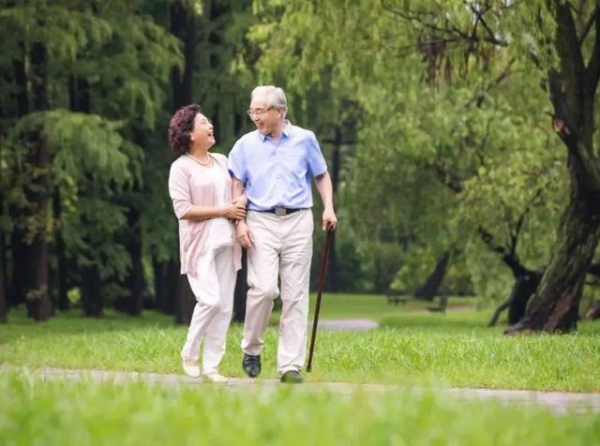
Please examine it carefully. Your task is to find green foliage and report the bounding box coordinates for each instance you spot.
[359,242,404,293]
[393,247,436,294]
[62,198,131,281]
[247,0,575,303]
[4,0,593,318]
[0,0,187,311]
[335,236,367,293]
[0,1,114,63]
[10,111,134,186]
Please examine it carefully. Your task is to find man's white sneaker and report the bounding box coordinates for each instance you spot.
[202,372,229,383]
[182,362,201,378]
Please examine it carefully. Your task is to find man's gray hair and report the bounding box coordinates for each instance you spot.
[251,86,287,118]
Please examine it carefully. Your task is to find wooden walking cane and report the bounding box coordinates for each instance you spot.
[306,227,333,372]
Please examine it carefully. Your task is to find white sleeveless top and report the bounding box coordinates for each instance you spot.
[203,161,234,251]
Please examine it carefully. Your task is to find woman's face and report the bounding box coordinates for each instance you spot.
[191,113,215,150]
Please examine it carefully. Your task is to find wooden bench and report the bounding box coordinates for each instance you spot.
[386,293,408,306]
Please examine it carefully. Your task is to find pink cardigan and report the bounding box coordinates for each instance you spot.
[168,153,242,276]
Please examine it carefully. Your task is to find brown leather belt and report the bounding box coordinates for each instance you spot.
[260,207,304,217]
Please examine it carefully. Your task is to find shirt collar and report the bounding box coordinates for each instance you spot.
[258,120,293,142]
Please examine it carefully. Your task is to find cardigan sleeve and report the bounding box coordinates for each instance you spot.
[168,160,193,220]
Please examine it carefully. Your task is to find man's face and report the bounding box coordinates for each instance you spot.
[248,97,281,135]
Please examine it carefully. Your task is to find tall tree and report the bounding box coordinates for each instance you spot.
[7,35,32,311]
[23,34,52,321]
[169,0,198,325]
[0,194,6,322]
[503,1,600,332]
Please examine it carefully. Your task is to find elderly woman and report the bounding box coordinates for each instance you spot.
[168,104,246,383]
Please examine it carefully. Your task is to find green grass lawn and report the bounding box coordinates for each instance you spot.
[1,372,598,446]
[300,293,475,320]
[2,296,599,445]
[1,294,599,392]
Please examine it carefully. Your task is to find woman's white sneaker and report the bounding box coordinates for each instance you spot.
[182,362,201,378]
[202,372,228,383]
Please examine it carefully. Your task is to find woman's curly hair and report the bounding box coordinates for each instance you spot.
[168,104,201,155]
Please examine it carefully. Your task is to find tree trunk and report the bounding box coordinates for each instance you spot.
[53,188,69,311]
[165,260,180,315]
[0,225,7,323]
[414,251,450,301]
[489,271,542,327]
[119,123,146,316]
[81,266,103,317]
[0,216,6,321]
[508,273,542,324]
[69,74,106,318]
[233,249,248,323]
[507,199,600,333]
[488,299,510,327]
[153,259,166,312]
[505,1,600,333]
[12,42,29,118]
[25,39,52,321]
[9,228,30,307]
[154,258,174,314]
[325,128,341,292]
[124,207,144,316]
[174,276,196,325]
[170,0,195,111]
[7,40,31,309]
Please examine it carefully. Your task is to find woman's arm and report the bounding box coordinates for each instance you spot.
[169,162,245,222]
[180,206,226,221]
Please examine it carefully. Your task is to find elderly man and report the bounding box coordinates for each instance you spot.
[228,85,337,384]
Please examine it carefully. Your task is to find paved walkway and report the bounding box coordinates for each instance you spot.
[4,366,599,415]
[314,318,379,331]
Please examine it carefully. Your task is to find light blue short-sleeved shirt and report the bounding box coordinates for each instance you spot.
[228,121,328,211]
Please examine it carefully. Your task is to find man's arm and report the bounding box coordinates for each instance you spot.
[231,177,246,205]
[314,171,337,230]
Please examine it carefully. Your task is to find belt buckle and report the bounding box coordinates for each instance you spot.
[274,207,287,217]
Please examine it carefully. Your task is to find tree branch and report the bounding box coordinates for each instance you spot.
[478,226,509,256]
[585,6,600,96]
[433,164,464,193]
[470,58,515,107]
[510,189,543,253]
[469,2,502,47]
[588,262,600,278]
[549,0,586,117]
[382,2,508,47]
[478,227,531,277]
[578,6,597,44]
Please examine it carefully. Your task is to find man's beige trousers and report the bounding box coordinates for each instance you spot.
[242,209,313,374]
